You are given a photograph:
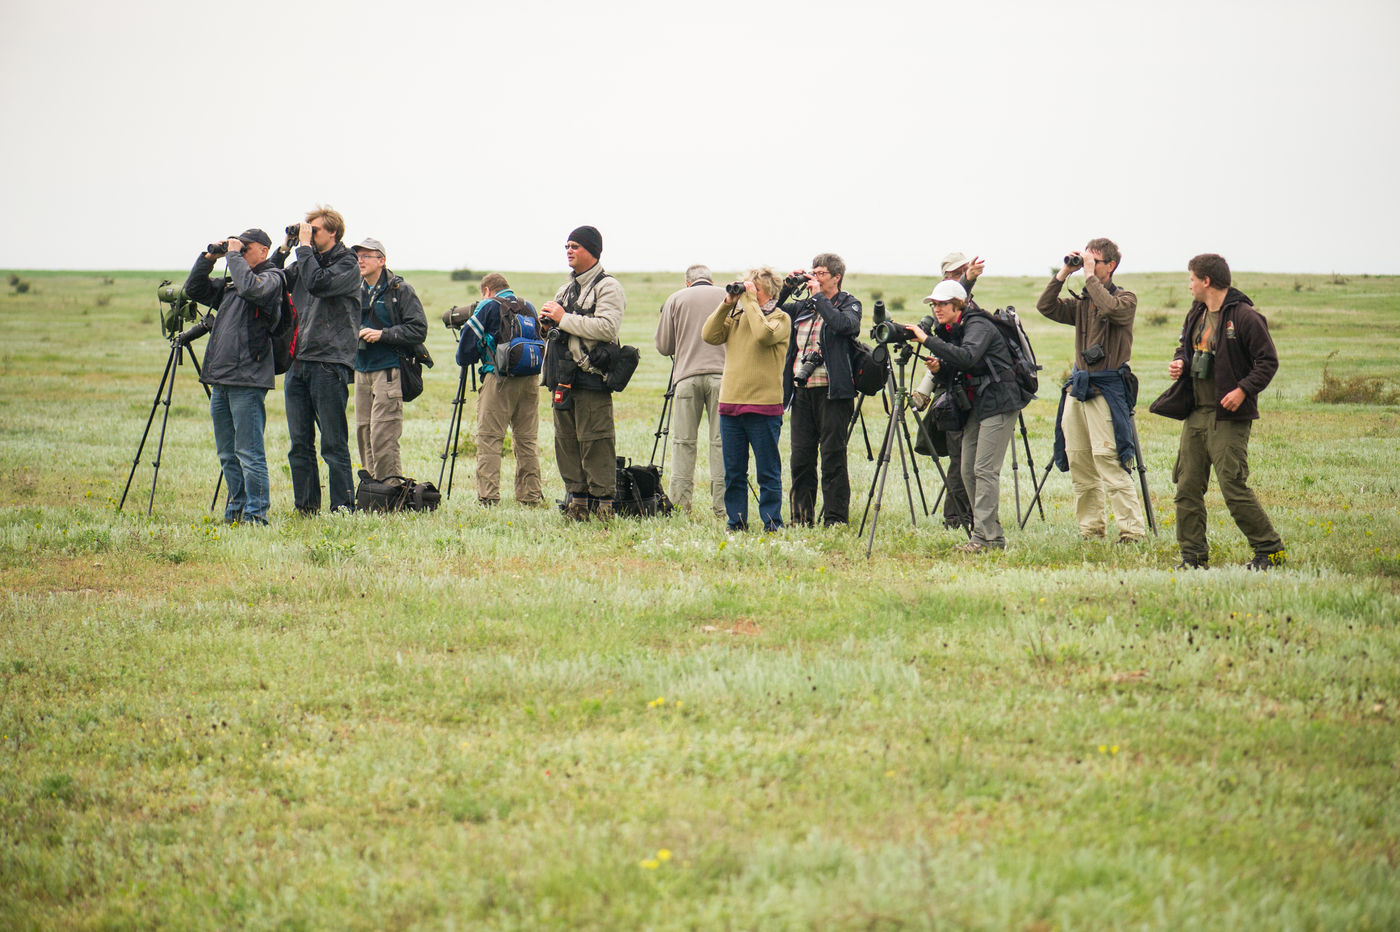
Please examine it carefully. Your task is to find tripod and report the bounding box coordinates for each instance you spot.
[437,359,478,499]
[1021,402,1157,534]
[119,329,222,516]
[649,360,676,472]
[858,343,942,559]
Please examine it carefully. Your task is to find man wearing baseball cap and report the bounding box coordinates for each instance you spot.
[352,237,428,480]
[539,226,627,520]
[180,227,285,524]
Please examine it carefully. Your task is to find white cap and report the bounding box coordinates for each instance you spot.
[922,279,968,304]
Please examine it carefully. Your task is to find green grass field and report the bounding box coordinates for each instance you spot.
[2,266,1398,929]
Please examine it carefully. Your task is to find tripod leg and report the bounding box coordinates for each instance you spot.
[182,345,224,514]
[1018,413,1045,521]
[439,368,466,490]
[1010,433,1022,531]
[1020,459,1055,531]
[858,400,898,537]
[1130,415,1158,535]
[146,342,187,516]
[897,413,928,518]
[120,344,179,512]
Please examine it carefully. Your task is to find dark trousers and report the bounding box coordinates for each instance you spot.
[789,387,853,525]
[943,428,972,529]
[720,413,783,531]
[553,388,616,499]
[285,360,354,513]
[1173,407,1283,561]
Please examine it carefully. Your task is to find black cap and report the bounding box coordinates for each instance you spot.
[236,228,272,248]
[568,225,602,260]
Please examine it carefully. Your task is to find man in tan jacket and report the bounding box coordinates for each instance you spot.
[540,226,626,521]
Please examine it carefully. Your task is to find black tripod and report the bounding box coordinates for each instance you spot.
[858,343,943,558]
[437,359,478,499]
[649,360,676,473]
[1021,403,1157,534]
[119,326,222,516]
[1008,411,1046,529]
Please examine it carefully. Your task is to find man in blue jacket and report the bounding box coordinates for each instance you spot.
[457,272,543,507]
[181,228,283,524]
[284,206,361,514]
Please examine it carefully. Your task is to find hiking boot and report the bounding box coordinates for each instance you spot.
[1175,556,1208,570]
[593,498,615,522]
[478,498,499,508]
[564,499,590,522]
[1245,550,1286,571]
[1117,535,1143,545]
[955,541,987,554]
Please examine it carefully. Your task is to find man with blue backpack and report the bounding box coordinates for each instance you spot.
[456,272,545,507]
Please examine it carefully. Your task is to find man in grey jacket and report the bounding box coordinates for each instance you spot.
[181,228,284,524]
[654,264,726,516]
[284,205,362,514]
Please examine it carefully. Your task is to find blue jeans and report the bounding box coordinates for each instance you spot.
[720,413,783,531]
[285,360,354,513]
[209,385,270,522]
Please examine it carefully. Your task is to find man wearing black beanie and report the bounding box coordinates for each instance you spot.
[539,226,627,520]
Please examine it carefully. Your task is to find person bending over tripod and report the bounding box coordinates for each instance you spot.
[702,268,791,532]
[180,228,283,525]
[909,280,1029,552]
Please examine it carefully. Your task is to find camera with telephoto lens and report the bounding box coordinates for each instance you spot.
[725,281,746,297]
[870,299,936,344]
[793,351,824,387]
[1064,254,1083,269]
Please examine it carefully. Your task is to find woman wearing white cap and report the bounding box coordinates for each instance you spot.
[909,279,1025,552]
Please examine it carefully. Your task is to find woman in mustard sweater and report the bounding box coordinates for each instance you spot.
[702,267,791,531]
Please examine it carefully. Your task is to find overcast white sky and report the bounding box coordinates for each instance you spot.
[2,0,1397,276]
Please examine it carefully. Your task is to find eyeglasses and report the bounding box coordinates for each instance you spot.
[564,243,584,251]
[356,253,383,261]
[931,300,955,307]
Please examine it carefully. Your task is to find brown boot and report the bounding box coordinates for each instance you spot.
[565,498,590,522]
[593,498,615,522]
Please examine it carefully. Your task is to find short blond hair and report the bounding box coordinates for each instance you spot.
[305,205,346,243]
[746,267,782,302]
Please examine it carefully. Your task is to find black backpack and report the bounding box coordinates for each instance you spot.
[614,458,673,517]
[985,305,1041,397]
[268,270,298,375]
[851,340,889,396]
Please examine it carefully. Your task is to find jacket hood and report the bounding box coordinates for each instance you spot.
[1222,287,1254,311]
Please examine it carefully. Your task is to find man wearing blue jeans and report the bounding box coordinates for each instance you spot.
[283,206,361,514]
[181,228,284,524]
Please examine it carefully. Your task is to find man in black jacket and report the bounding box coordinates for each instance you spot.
[284,206,361,514]
[352,237,428,480]
[782,252,862,526]
[181,228,284,524]
[1166,254,1285,570]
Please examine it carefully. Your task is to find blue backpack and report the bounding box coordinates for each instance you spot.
[486,295,544,378]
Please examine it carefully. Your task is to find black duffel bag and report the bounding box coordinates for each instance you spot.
[355,469,441,512]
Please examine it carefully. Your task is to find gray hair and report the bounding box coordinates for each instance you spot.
[811,252,846,286]
[685,264,713,285]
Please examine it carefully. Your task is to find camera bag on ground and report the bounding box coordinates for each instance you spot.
[355,469,441,512]
[985,306,1041,396]
[586,342,641,392]
[851,340,889,396]
[614,457,673,517]
[490,295,545,378]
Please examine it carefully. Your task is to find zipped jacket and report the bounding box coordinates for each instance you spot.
[921,307,1023,421]
[284,241,361,367]
[183,250,283,390]
[1170,288,1277,421]
[781,290,862,405]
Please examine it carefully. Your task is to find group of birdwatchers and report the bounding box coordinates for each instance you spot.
[181,207,1287,571]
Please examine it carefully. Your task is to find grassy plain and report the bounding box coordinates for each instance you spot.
[1,266,1398,929]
